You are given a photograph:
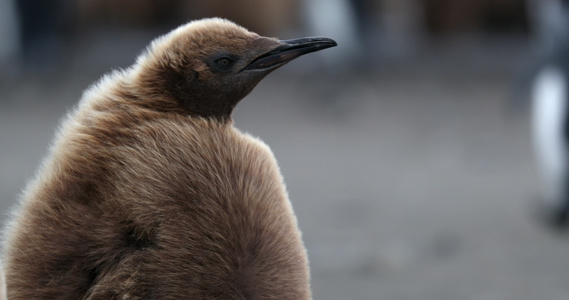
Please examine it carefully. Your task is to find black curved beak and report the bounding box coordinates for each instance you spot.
[243,37,337,71]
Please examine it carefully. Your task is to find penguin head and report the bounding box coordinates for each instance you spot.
[133,18,336,120]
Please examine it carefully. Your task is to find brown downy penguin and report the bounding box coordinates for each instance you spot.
[2,18,336,299]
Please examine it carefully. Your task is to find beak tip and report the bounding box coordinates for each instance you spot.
[284,37,337,47]
[320,39,338,50]
[279,36,338,54]
[327,39,338,47]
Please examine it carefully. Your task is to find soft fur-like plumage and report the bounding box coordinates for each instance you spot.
[2,18,335,299]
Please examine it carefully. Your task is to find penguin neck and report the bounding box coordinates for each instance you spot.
[131,67,243,122]
[170,73,254,122]
[178,91,239,122]
[136,92,238,123]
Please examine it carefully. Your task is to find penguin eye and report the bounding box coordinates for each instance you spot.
[214,57,235,70]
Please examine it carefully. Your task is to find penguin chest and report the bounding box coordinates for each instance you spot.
[100,124,309,298]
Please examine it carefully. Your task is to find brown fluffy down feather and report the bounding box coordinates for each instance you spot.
[2,18,311,299]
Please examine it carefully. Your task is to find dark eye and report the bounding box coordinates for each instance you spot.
[215,57,234,70]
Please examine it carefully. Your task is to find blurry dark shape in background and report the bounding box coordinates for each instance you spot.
[14,0,73,74]
[74,0,301,36]
[527,0,569,228]
[423,0,529,35]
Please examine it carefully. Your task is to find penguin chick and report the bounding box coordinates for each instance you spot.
[3,18,336,299]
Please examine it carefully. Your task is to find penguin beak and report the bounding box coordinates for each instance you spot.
[243,37,337,71]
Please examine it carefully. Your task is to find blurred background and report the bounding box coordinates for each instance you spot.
[1,0,569,299]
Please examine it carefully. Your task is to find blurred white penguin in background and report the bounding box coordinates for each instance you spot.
[528,0,569,226]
